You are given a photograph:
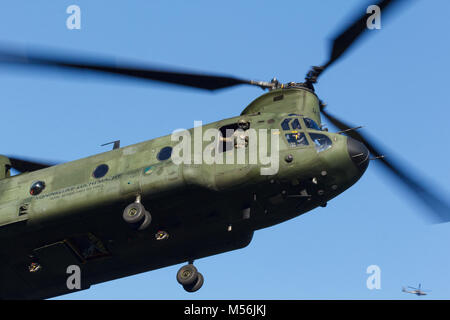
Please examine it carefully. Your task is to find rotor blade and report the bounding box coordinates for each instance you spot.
[326,0,404,69]
[306,0,407,84]
[0,45,260,91]
[8,156,56,173]
[320,108,450,223]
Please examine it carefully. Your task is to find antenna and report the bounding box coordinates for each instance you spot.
[101,140,120,150]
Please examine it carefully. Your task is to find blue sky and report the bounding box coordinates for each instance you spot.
[1,0,449,299]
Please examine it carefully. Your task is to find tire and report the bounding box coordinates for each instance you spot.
[123,202,146,226]
[183,272,204,293]
[137,210,152,231]
[176,264,198,286]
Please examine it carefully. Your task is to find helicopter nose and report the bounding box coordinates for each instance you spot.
[347,137,370,174]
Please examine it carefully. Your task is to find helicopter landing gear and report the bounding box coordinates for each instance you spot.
[176,263,204,293]
[123,195,151,231]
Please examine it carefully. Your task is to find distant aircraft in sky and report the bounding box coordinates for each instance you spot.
[402,284,430,296]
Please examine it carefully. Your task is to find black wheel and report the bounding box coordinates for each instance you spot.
[176,264,198,286]
[123,202,145,226]
[137,210,152,231]
[183,272,204,293]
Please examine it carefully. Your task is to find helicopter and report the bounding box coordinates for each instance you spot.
[402,284,430,296]
[0,0,449,299]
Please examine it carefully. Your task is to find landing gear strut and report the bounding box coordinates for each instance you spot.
[176,262,204,293]
[123,195,151,231]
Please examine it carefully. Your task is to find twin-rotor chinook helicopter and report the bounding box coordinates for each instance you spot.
[0,0,449,299]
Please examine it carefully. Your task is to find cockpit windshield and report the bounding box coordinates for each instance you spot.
[310,133,332,152]
[291,119,302,130]
[281,118,291,130]
[285,132,309,147]
[304,118,321,131]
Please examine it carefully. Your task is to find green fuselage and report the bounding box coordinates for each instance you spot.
[0,86,368,299]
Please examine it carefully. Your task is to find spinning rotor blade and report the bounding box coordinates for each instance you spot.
[0,45,270,91]
[320,107,450,223]
[306,0,407,84]
[8,156,56,173]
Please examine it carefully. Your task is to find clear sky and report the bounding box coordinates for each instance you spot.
[0,0,449,299]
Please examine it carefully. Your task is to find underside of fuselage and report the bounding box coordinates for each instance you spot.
[0,157,363,300]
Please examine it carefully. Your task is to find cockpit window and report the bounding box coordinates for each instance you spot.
[310,133,332,152]
[304,118,321,131]
[291,119,302,130]
[281,118,291,130]
[285,132,309,147]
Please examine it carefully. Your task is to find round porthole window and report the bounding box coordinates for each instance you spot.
[93,164,109,178]
[157,146,172,161]
[30,181,45,196]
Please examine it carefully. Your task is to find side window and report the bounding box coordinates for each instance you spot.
[218,120,250,153]
[92,164,109,178]
[30,181,46,196]
[310,133,332,152]
[285,132,309,147]
[219,123,240,153]
[157,146,173,161]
